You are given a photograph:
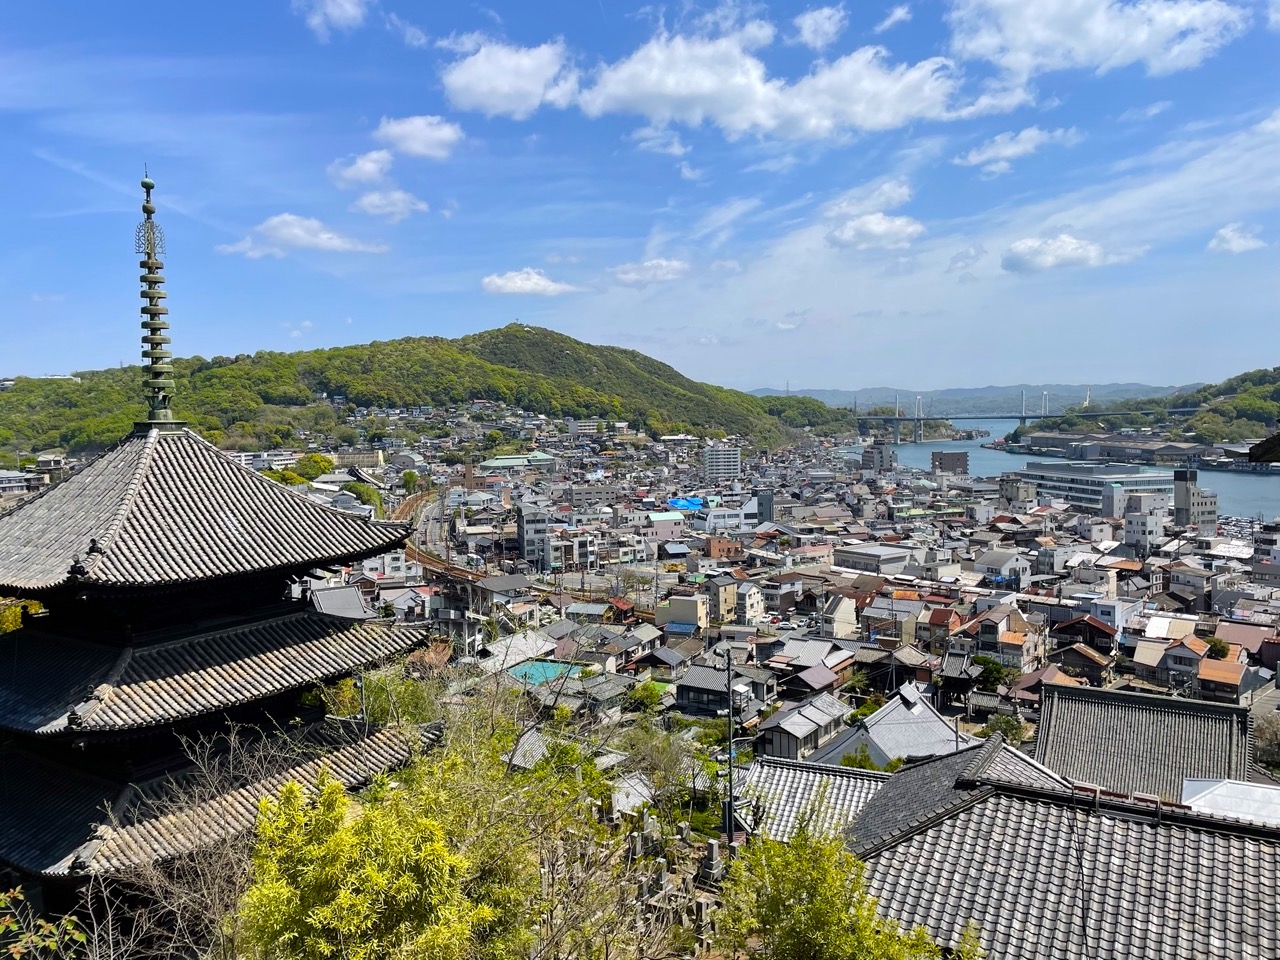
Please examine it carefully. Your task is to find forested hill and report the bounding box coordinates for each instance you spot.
[1027,367,1280,443]
[0,324,859,460]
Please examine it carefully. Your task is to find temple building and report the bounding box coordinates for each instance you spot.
[0,177,428,904]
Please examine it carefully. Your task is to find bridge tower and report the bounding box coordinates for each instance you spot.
[914,396,924,443]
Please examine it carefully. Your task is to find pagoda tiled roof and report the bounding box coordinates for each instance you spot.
[0,608,427,735]
[0,428,409,593]
[0,721,440,876]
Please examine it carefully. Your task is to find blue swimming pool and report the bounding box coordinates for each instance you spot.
[507,660,582,685]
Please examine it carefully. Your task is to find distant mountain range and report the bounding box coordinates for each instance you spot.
[748,383,1203,418]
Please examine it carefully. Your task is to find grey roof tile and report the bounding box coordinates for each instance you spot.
[1035,685,1252,801]
[741,757,888,841]
[861,790,1280,960]
[0,722,439,876]
[0,429,409,592]
[0,610,425,734]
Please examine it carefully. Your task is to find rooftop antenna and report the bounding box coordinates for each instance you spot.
[135,170,182,431]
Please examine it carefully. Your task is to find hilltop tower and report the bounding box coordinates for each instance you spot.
[0,178,427,904]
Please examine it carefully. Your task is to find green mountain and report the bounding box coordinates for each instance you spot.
[1023,368,1280,444]
[0,324,860,461]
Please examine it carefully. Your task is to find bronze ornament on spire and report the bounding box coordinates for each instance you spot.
[137,173,178,427]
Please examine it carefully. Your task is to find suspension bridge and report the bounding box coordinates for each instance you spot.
[852,390,1202,442]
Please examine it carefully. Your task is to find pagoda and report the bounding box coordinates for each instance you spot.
[0,177,427,902]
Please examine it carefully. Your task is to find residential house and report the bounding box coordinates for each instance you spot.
[735,582,766,625]
[755,693,848,761]
[707,575,739,624]
[807,682,977,768]
[973,548,1032,589]
[1049,642,1116,686]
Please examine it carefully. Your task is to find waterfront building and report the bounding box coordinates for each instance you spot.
[1173,468,1219,531]
[1012,462,1175,515]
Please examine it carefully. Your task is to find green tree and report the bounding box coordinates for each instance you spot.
[291,453,335,480]
[977,714,1027,747]
[402,469,419,494]
[1206,636,1230,660]
[1255,713,1280,770]
[0,887,86,957]
[341,482,385,517]
[483,430,504,449]
[838,745,903,773]
[717,816,942,960]
[0,600,41,634]
[240,774,478,960]
[972,655,1017,692]
[623,680,663,715]
[262,469,308,486]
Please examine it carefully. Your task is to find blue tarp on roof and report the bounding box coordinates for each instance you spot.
[663,621,698,636]
[668,497,704,511]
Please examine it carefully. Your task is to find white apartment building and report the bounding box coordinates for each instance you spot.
[1012,462,1175,516]
[702,444,742,483]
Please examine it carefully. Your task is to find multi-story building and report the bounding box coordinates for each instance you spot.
[1173,469,1219,531]
[516,501,551,569]
[861,441,897,472]
[930,451,969,474]
[735,583,767,625]
[1012,462,1175,515]
[702,443,742,482]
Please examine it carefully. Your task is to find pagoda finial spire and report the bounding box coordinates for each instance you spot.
[136,172,177,427]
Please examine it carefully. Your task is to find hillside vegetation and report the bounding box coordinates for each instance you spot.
[0,324,860,461]
[1025,367,1280,444]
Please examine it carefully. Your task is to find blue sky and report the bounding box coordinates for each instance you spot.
[1,0,1277,391]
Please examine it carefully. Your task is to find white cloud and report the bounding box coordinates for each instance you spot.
[482,267,581,295]
[827,179,912,218]
[29,292,65,303]
[374,115,465,159]
[217,213,388,259]
[1001,233,1139,272]
[611,258,691,285]
[546,253,580,264]
[1207,222,1266,252]
[953,126,1081,176]
[350,189,429,222]
[442,40,578,119]
[949,0,1250,79]
[874,5,913,33]
[826,212,925,249]
[1119,100,1173,122]
[385,12,428,48]
[791,6,848,51]
[436,31,486,54]
[631,125,689,156]
[1271,0,1280,29]
[327,149,393,186]
[711,259,742,272]
[576,20,961,140]
[292,0,371,41]
[679,161,704,181]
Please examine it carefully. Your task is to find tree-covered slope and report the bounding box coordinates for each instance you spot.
[1025,367,1280,443]
[0,324,860,460]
